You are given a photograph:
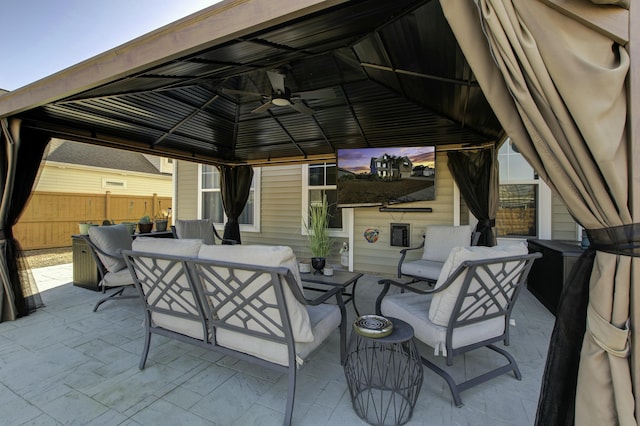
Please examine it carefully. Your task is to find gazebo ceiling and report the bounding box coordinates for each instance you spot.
[9,0,503,166]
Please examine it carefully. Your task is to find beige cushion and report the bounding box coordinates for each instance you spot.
[174,219,216,245]
[101,268,135,288]
[216,303,340,366]
[428,242,529,326]
[132,237,202,257]
[131,238,205,340]
[197,244,314,343]
[400,259,443,282]
[88,224,132,272]
[381,292,505,356]
[421,225,471,263]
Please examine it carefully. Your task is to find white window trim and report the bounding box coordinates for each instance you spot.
[197,165,261,233]
[301,164,349,238]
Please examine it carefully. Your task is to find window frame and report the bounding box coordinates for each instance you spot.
[198,165,261,233]
[301,164,349,238]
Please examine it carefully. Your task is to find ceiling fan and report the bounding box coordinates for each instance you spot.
[223,70,336,115]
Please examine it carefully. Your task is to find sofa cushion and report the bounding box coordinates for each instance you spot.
[132,237,202,257]
[197,244,314,343]
[174,219,216,245]
[216,303,340,366]
[428,242,529,326]
[131,237,205,341]
[421,225,471,263]
[88,224,132,273]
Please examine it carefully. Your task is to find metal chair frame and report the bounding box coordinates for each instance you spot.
[123,250,346,426]
[78,234,138,312]
[377,252,541,406]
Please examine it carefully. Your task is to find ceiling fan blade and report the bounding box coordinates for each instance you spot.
[251,101,274,114]
[289,101,315,115]
[266,71,286,93]
[294,88,336,100]
[222,88,265,97]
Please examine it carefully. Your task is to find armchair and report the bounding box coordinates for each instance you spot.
[83,224,137,311]
[397,224,478,285]
[171,218,238,245]
[376,243,541,406]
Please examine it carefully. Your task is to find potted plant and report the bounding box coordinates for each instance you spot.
[305,194,333,274]
[154,203,170,232]
[78,221,97,235]
[138,215,153,234]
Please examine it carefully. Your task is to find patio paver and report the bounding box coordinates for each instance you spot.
[0,263,556,425]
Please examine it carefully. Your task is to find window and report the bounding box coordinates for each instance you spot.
[496,140,541,238]
[102,178,126,189]
[302,163,347,237]
[200,165,260,232]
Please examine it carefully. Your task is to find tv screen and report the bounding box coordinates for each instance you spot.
[337,147,436,207]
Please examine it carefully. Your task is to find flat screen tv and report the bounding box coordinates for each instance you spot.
[337,146,436,207]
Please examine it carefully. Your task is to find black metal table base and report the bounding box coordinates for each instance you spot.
[343,317,423,426]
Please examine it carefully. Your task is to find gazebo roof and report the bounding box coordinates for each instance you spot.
[0,0,503,166]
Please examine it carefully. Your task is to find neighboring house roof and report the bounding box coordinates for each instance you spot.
[45,140,169,175]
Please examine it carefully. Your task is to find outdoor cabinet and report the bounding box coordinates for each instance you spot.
[72,236,100,291]
[526,239,583,315]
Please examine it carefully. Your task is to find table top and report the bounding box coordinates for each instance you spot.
[300,270,363,287]
[355,317,414,344]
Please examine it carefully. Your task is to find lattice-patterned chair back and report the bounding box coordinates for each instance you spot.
[378,243,541,407]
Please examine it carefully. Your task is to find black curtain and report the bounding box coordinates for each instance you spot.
[447,148,497,246]
[218,165,254,244]
[0,119,50,320]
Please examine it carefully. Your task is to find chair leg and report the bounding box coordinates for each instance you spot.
[375,279,393,315]
[284,366,296,426]
[93,287,125,312]
[139,330,152,370]
[421,344,522,407]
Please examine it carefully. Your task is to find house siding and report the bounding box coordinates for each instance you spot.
[35,163,172,196]
[551,192,579,240]
[175,160,199,218]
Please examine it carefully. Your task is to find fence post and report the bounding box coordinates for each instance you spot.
[152,193,158,218]
[105,191,111,222]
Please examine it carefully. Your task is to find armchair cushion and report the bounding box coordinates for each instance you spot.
[197,244,314,343]
[381,292,505,356]
[421,225,471,263]
[132,237,203,257]
[88,224,132,272]
[174,219,216,245]
[400,259,443,282]
[428,242,528,326]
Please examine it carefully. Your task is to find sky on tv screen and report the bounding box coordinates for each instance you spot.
[338,147,435,174]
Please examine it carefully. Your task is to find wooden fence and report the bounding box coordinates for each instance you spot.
[14,192,172,250]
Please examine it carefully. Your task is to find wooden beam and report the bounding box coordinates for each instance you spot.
[541,0,628,45]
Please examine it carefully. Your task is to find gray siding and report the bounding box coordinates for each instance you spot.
[175,160,199,219]
[551,192,578,241]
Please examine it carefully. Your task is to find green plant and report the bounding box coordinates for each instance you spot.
[139,215,151,224]
[305,194,332,258]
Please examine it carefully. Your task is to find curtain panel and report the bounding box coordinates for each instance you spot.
[440,1,635,425]
[218,165,254,244]
[0,118,49,321]
[447,148,498,246]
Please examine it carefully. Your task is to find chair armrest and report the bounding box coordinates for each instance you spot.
[397,240,425,278]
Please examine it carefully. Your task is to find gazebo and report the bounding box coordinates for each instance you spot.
[0,1,636,424]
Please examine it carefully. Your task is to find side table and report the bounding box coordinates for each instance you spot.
[343,317,423,426]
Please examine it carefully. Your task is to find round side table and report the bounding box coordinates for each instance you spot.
[343,317,423,426]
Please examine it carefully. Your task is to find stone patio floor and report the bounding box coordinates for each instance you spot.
[0,263,555,425]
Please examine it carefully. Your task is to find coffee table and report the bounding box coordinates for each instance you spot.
[301,270,364,316]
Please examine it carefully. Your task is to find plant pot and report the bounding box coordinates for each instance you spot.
[311,257,326,275]
[121,222,137,235]
[155,220,168,232]
[78,223,97,235]
[138,222,153,234]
